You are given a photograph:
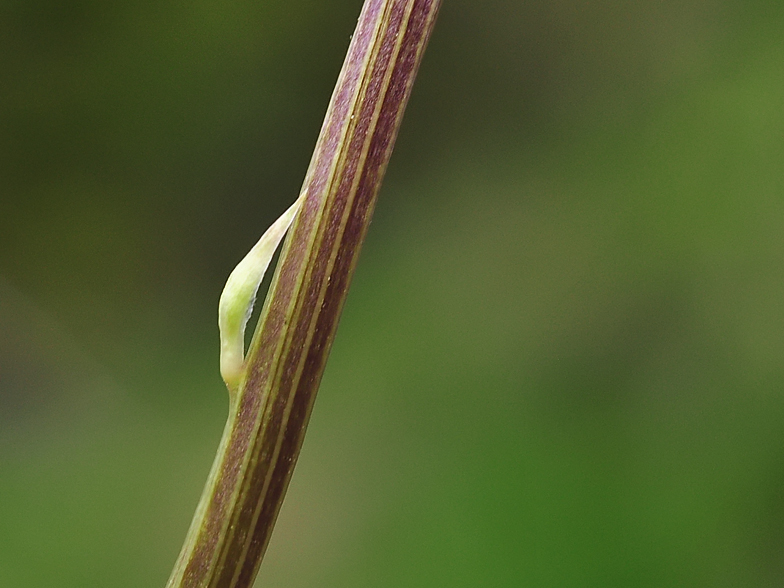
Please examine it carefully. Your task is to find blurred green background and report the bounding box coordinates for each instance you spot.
[2,0,784,586]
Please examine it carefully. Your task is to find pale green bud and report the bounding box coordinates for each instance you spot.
[218,194,305,394]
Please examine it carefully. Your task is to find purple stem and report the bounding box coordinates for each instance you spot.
[166,2,441,587]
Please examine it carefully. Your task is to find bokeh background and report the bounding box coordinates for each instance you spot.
[2,0,784,585]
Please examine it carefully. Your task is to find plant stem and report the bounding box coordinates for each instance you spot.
[165,1,442,587]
